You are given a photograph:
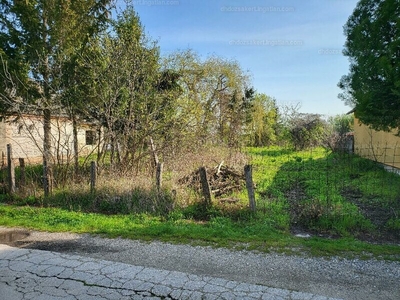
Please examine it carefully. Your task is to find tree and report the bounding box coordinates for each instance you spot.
[163,50,252,148]
[288,114,326,150]
[274,102,301,147]
[338,0,400,131]
[323,114,354,152]
[0,0,112,171]
[82,7,180,171]
[201,55,252,146]
[247,93,278,146]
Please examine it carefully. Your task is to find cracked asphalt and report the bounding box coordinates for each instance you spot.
[0,244,340,300]
[0,227,399,299]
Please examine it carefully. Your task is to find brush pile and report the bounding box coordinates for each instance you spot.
[179,162,245,197]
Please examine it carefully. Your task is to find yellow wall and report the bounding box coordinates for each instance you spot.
[354,118,400,168]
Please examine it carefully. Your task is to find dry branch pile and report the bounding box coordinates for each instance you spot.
[178,162,245,197]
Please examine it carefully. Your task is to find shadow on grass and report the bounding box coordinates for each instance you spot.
[257,151,400,243]
[249,147,295,157]
[0,186,176,217]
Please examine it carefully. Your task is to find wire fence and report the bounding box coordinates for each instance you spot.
[1,144,399,240]
[252,146,400,239]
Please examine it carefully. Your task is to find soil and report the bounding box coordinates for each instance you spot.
[341,186,400,243]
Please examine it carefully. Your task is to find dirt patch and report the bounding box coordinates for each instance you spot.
[285,184,325,226]
[341,187,400,243]
[284,184,400,244]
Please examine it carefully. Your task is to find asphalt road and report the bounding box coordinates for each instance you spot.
[1,227,399,300]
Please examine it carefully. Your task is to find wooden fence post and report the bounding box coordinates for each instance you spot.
[19,158,25,191]
[90,161,97,193]
[156,162,163,192]
[199,167,212,208]
[244,165,256,212]
[6,144,15,193]
[43,157,49,197]
[1,151,5,168]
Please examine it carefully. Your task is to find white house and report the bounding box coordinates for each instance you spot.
[0,114,99,165]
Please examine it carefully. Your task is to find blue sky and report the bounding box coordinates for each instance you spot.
[115,0,359,116]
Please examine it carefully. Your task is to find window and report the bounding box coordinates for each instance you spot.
[85,130,96,145]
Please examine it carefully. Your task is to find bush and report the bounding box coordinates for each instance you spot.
[288,114,326,150]
[323,114,354,153]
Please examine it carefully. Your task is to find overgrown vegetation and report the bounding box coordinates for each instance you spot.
[0,1,398,260]
[0,146,399,260]
[1,1,345,180]
[250,147,400,241]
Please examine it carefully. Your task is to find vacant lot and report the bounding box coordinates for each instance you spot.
[0,146,399,259]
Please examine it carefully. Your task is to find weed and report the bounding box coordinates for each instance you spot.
[386,218,400,230]
[0,146,399,259]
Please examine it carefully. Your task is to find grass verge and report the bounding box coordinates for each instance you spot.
[0,204,398,261]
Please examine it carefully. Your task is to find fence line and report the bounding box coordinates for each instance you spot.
[1,146,400,218]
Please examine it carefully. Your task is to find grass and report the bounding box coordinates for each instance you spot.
[0,204,398,260]
[0,146,399,260]
[249,147,400,238]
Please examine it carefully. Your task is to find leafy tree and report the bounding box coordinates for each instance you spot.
[323,114,354,153]
[288,113,326,150]
[82,7,180,170]
[338,0,400,131]
[162,49,207,148]
[225,87,255,147]
[274,102,301,147]
[0,0,112,168]
[201,55,252,146]
[329,114,354,136]
[247,93,278,146]
[164,50,252,149]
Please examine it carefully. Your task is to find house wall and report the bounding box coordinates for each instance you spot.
[354,118,400,169]
[1,115,98,165]
[7,115,45,164]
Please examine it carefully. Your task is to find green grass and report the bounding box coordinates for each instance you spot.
[0,204,398,260]
[248,146,400,238]
[0,146,399,260]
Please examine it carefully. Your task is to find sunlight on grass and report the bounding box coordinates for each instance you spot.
[1,146,399,260]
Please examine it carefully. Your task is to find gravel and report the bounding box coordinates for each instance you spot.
[1,227,399,300]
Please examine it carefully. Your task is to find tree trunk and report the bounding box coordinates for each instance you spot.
[149,136,159,167]
[72,114,79,178]
[43,108,53,195]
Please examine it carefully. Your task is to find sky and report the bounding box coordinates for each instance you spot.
[114,0,359,117]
